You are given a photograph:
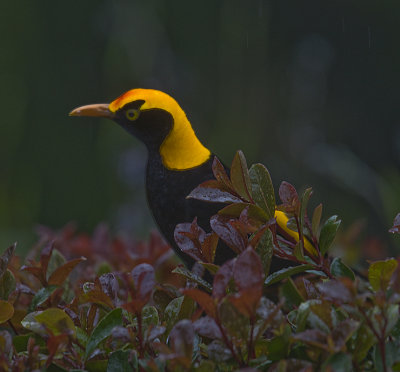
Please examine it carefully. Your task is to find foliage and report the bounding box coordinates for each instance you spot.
[1,151,400,371]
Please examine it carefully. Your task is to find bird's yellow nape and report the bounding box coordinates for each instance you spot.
[109,89,211,171]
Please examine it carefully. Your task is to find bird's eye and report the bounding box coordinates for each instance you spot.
[125,108,140,121]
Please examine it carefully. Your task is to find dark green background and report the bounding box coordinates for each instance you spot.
[1,1,399,254]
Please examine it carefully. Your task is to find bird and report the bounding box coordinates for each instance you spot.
[70,89,314,273]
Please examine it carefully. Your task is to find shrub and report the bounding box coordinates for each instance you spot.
[0,151,399,371]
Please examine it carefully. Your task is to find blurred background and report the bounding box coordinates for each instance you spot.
[1,0,399,257]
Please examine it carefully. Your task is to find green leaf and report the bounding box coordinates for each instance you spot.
[107,350,134,372]
[265,264,314,286]
[0,300,14,323]
[299,187,313,236]
[254,228,274,277]
[385,304,400,337]
[28,285,58,312]
[85,308,123,360]
[319,215,341,255]
[0,243,16,278]
[172,266,212,292]
[311,203,323,237]
[368,258,398,291]
[0,269,16,300]
[218,202,268,222]
[22,308,76,338]
[47,249,66,280]
[230,150,252,202]
[322,352,353,372]
[13,332,45,353]
[330,257,356,280]
[280,278,304,308]
[164,296,184,333]
[249,163,275,220]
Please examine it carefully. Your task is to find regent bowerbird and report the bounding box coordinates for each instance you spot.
[70,89,314,273]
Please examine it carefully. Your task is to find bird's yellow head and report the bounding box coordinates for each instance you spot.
[70,89,211,170]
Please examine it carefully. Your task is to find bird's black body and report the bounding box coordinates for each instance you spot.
[146,150,235,267]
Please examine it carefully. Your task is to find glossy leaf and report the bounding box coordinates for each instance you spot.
[107,350,134,372]
[0,269,16,300]
[249,163,275,220]
[193,316,222,339]
[319,215,341,255]
[265,264,314,286]
[330,257,355,280]
[169,319,194,358]
[0,243,15,278]
[85,308,123,360]
[212,156,234,191]
[311,203,323,237]
[279,181,298,207]
[48,257,86,286]
[187,181,241,203]
[253,228,273,277]
[172,266,212,292]
[210,214,247,253]
[230,150,252,202]
[368,258,398,291]
[28,285,58,311]
[0,300,14,323]
[389,213,400,234]
[183,288,216,319]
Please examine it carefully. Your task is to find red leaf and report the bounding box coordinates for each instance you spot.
[316,279,353,304]
[230,150,253,202]
[132,263,155,304]
[193,316,222,339]
[229,288,262,318]
[389,213,400,234]
[169,319,194,358]
[40,243,54,277]
[187,181,242,203]
[98,273,120,304]
[48,257,86,286]
[201,233,218,263]
[183,288,217,318]
[212,157,234,191]
[279,181,299,211]
[212,259,234,299]
[233,247,264,292]
[174,219,205,262]
[210,215,248,254]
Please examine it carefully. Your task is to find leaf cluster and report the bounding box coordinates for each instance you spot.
[0,152,400,371]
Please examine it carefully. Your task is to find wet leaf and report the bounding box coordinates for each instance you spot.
[230,150,252,202]
[311,203,323,237]
[0,269,16,300]
[0,243,15,278]
[172,266,212,292]
[169,319,194,358]
[280,278,304,308]
[107,349,134,372]
[368,258,398,291]
[279,182,299,209]
[330,257,355,280]
[132,263,155,303]
[22,308,75,338]
[212,156,234,191]
[48,257,86,286]
[218,203,268,222]
[193,316,222,339]
[28,285,58,311]
[316,279,353,304]
[249,163,275,220]
[85,308,123,360]
[319,215,341,255]
[299,188,313,235]
[265,265,314,286]
[187,181,241,203]
[389,213,400,234]
[253,228,273,277]
[210,214,247,254]
[212,259,234,300]
[183,288,216,318]
[234,247,263,292]
[0,300,14,323]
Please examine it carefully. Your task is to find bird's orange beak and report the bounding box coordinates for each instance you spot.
[69,103,115,119]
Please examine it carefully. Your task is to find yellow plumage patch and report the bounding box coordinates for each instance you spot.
[109,89,211,170]
[275,210,318,256]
